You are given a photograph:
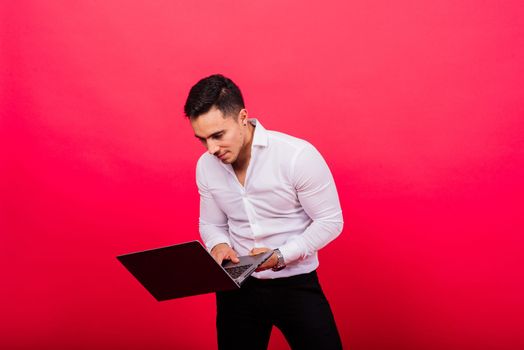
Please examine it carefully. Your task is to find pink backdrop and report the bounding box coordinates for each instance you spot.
[1,1,523,349]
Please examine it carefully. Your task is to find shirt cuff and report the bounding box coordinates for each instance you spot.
[278,240,303,264]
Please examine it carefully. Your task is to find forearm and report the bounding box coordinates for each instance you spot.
[278,214,343,264]
[199,220,231,252]
[281,143,344,264]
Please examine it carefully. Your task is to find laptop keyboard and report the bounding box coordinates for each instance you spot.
[224,264,251,279]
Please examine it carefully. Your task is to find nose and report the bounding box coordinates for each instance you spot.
[207,140,219,155]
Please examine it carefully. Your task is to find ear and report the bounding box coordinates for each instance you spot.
[238,109,248,125]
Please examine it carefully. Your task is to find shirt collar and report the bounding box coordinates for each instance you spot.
[217,118,268,175]
[249,118,268,148]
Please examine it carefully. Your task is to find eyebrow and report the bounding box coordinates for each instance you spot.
[194,130,224,140]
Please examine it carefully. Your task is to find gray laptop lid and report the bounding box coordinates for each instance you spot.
[117,240,271,301]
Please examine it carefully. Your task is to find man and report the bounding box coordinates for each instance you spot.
[184,74,344,350]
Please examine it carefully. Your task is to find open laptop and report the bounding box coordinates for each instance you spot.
[117,240,273,301]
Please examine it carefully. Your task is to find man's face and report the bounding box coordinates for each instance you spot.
[191,107,247,164]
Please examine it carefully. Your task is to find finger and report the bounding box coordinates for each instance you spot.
[257,258,273,271]
[255,252,276,272]
[215,252,225,265]
[250,247,268,255]
[229,250,240,263]
[255,261,270,272]
[215,249,231,265]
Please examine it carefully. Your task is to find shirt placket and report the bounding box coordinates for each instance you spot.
[223,151,263,244]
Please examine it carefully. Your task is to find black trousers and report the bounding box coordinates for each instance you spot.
[216,271,342,350]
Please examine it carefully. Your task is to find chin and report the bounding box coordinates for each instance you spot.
[222,155,237,164]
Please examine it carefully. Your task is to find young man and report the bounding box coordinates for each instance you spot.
[185,74,344,350]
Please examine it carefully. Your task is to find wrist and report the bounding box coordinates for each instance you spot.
[271,248,286,271]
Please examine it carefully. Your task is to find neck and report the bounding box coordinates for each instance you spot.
[233,122,255,170]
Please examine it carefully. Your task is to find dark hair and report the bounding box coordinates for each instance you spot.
[184,74,245,119]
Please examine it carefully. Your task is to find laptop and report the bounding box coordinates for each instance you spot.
[117,240,273,301]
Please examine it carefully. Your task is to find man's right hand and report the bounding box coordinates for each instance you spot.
[210,243,240,265]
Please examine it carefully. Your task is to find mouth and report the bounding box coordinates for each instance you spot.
[217,152,227,160]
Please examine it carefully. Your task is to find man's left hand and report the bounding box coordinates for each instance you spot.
[250,247,277,272]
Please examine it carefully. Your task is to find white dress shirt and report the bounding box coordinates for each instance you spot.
[196,119,343,279]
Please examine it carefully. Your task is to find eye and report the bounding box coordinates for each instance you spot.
[212,133,224,140]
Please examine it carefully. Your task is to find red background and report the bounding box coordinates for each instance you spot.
[1,1,523,349]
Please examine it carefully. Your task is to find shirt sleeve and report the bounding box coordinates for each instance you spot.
[278,144,344,264]
[196,157,231,251]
